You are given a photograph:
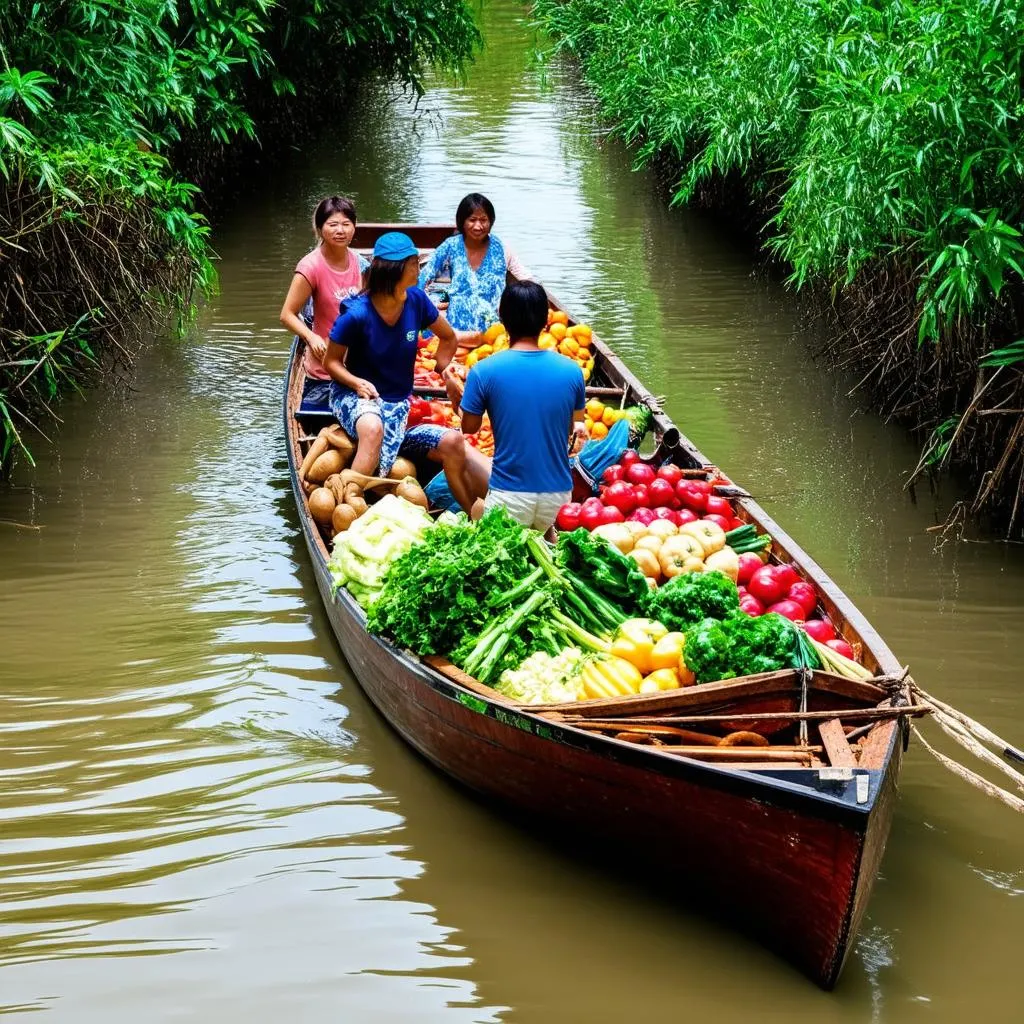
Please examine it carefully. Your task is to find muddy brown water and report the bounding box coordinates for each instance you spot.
[2,2,1022,1020]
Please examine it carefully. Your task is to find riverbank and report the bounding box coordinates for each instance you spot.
[534,0,1024,537]
[0,0,479,473]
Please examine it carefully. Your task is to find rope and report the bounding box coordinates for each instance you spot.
[911,725,1024,815]
[908,680,1024,813]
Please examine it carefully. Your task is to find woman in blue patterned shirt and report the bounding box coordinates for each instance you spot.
[418,193,532,336]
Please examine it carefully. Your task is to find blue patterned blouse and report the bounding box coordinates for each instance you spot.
[418,233,520,333]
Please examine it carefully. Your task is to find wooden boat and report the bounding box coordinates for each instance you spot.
[283,223,913,989]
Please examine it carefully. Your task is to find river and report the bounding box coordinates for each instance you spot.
[1,2,1022,1020]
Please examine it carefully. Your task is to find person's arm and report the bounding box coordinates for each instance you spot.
[280,273,328,363]
[504,246,533,282]
[458,368,485,435]
[570,369,587,441]
[323,315,379,399]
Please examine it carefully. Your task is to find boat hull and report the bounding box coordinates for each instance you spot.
[299,509,900,987]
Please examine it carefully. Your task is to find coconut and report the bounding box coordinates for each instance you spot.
[308,487,336,526]
[307,449,345,484]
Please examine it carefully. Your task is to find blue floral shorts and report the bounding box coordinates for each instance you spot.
[328,383,449,474]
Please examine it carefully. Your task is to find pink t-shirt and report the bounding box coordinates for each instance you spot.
[295,247,364,379]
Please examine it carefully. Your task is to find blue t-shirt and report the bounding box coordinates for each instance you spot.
[328,287,439,401]
[461,349,586,492]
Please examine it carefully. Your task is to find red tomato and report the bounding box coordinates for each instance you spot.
[703,513,731,531]
[651,506,677,522]
[675,508,698,526]
[625,462,656,487]
[738,594,765,616]
[773,564,800,591]
[579,504,604,531]
[736,552,763,585]
[656,464,684,486]
[802,619,836,643]
[603,481,637,515]
[632,484,651,508]
[690,480,713,497]
[648,478,676,508]
[555,503,582,532]
[602,465,624,486]
[598,504,626,525]
[787,581,818,616]
[768,599,806,622]
[619,449,641,468]
[627,507,657,526]
[728,517,745,532]
[428,412,448,426]
[748,566,786,605]
[676,481,707,512]
[826,638,856,660]
[705,495,732,518]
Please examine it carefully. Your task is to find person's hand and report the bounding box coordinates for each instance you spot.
[436,300,449,311]
[352,378,379,400]
[442,365,463,408]
[306,335,329,363]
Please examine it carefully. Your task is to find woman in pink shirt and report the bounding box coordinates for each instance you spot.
[280,196,368,394]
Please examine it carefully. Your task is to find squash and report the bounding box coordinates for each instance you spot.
[394,477,428,509]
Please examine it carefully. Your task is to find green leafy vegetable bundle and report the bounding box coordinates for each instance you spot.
[556,528,650,616]
[643,570,739,632]
[366,507,531,657]
[683,612,818,684]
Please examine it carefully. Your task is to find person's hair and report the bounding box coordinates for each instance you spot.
[455,193,495,235]
[313,196,357,235]
[366,255,416,297]
[499,280,549,342]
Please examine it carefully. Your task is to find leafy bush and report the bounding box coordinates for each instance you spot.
[0,0,479,468]
[536,0,1024,533]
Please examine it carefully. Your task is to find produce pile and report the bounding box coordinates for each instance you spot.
[298,424,430,541]
[331,493,875,704]
[407,397,495,456]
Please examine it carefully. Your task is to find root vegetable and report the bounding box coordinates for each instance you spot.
[395,477,429,509]
[344,484,368,517]
[332,503,359,534]
[324,426,356,462]
[299,431,330,481]
[308,449,345,484]
[388,457,418,481]
[308,487,336,526]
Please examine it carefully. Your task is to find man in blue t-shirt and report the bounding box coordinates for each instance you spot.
[451,280,585,531]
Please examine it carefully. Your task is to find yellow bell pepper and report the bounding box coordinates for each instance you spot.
[639,668,682,693]
[580,657,644,699]
[609,618,669,675]
[648,631,685,671]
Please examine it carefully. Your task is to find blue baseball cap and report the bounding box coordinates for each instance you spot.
[372,231,418,261]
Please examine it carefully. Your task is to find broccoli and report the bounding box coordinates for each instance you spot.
[683,612,802,684]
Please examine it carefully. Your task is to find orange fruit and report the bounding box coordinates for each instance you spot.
[582,367,592,382]
[483,322,505,343]
[465,351,479,368]
[548,309,569,326]
[590,421,609,439]
[493,333,509,351]
[559,337,580,357]
[601,407,617,427]
[476,344,494,359]
[568,323,592,340]
[538,332,556,350]
[549,322,568,341]
[584,416,594,432]
[585,398,605,420]
[585,357,595,373]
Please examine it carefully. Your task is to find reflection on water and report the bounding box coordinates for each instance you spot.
[1,0,1023,1020]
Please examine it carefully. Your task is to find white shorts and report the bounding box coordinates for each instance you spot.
[484,489,571,531]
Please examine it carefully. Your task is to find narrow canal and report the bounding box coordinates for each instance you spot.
[1,2,1022,1020]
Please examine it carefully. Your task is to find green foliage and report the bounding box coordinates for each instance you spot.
[535,0,1024,347]
[537,0,1024,532]
[0,0,480,469]
[643,570,739,633]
